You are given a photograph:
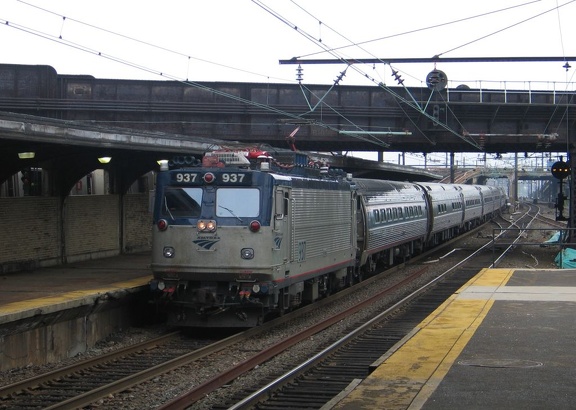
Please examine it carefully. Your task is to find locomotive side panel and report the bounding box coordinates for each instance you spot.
[289,185,355,278]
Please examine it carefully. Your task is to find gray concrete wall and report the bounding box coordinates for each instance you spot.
[0,291,149,371]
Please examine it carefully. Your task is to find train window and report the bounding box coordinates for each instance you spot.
[380,209,387,222]
[216,188,260,217]
[373,210,380,223]
[162,187,202,218]
[387,208,392,221]
[398,207,403,219]
[393,208,398,220]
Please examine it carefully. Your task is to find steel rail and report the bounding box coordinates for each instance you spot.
[0,331,181,398]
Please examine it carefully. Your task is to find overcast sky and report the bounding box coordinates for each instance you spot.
[1,0,574,165]
[2,0,575,88]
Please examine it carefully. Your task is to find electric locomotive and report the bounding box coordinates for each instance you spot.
[150,150,357,327]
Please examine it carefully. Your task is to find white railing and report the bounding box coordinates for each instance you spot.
[442,79,576,105]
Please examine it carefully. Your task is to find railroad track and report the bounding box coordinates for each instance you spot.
[155,207,557,410]
[0,332,211,410]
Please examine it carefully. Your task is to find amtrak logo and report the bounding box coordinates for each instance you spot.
[193,239,220,250]
[274,236,283,248]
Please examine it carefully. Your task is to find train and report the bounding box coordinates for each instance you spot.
[149,149,507,327]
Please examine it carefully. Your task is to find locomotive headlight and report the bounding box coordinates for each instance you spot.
[241,248,254,259]
[252,284,260,293]
[197,220,217,232]
[163,246,175,258]
[157,281,166,291]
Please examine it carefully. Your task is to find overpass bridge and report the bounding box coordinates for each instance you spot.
[435,166,562,212]
[0,63,572,154]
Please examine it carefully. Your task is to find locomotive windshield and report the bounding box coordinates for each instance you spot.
[161,187,202,218]
[216,188,260,218]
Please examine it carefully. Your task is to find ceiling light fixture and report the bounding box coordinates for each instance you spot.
[18,152,35,159]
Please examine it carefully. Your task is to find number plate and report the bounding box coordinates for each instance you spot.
[219,173,251,185]
[172,172,199,183]
[171,172,252,185]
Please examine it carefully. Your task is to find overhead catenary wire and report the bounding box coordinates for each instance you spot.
[263,0,560,150]
[434,0,576,58]
[268,0,576,151]
[292,0,544,59]
[16,0,284,83]
[254,0,479,148]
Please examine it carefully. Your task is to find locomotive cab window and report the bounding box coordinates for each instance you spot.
[216,188,260,218]
[162,187,202,218]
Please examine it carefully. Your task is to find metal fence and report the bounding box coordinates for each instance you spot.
[444,79,576,105]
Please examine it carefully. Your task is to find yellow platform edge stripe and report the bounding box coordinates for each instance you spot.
[333,268,515,410]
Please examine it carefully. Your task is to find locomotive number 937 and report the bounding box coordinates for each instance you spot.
[149,149,506,327]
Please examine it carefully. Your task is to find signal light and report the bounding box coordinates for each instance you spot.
[157,219,168,231]
[249,220,261,232]
[551,161,570,180]
[203,172,215,183]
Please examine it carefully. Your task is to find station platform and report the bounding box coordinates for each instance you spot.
[330,268,576,409]
[0,252,152,325]
[0,253,153,370]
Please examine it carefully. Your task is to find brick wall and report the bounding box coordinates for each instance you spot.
[0,194,152,272]
[123,193,153,253]
[0,197,61,271]
[64,195,120,262]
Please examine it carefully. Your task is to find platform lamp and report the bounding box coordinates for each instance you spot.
[157,159,169,171]
[98,156,112,164]
[18,152,35,159]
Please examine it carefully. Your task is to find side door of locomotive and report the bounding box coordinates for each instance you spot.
[273,187,292,268]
